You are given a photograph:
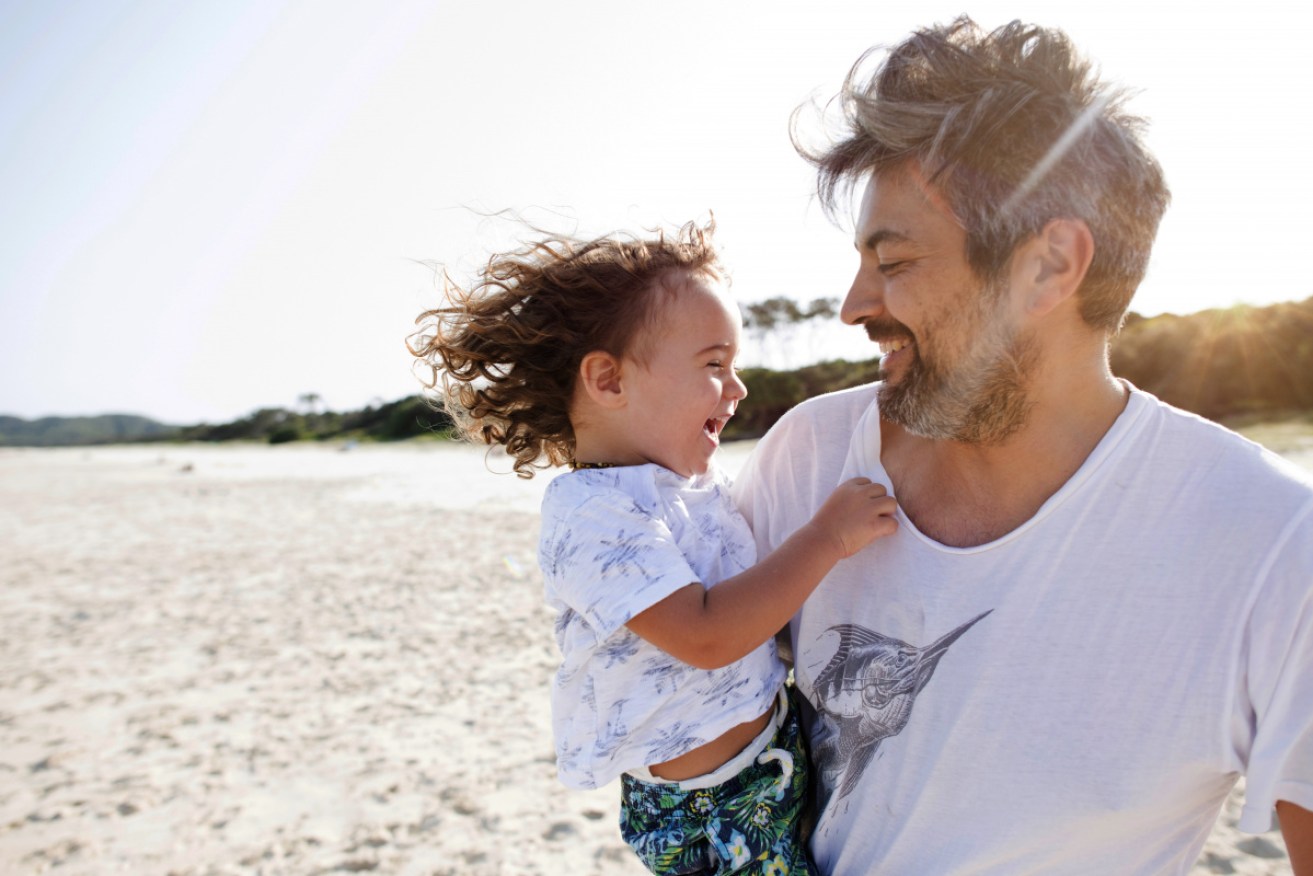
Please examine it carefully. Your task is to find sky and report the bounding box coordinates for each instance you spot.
[2,0,1310,424]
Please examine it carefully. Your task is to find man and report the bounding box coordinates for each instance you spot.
[734,17,1312,875]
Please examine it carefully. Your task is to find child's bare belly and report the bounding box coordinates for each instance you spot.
[645,703,775,782]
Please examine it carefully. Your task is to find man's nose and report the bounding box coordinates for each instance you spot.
[840,267,884,325]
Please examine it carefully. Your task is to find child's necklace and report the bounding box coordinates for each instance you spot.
[569,460,618,471]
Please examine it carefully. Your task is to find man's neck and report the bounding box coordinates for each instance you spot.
[880,367,1128,548]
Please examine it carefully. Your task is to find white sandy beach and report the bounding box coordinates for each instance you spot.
[1,439,1306,875]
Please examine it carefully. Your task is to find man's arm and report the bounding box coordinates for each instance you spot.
[1279,800,1313,874]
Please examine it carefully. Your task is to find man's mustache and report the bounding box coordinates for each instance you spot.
[862,318,914,345]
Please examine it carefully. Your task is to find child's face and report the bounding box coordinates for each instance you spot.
[619,272,748,478]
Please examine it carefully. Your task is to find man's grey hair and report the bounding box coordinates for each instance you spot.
[796,17,1170,331]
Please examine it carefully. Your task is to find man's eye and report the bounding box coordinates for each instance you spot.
[878,260,906,275]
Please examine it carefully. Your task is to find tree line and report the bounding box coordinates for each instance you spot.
[723,295,1313,439]
[1110,300,1313,422]
[3,296,1309,447]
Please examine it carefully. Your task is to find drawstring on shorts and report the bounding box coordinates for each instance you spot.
[755,747,795,801]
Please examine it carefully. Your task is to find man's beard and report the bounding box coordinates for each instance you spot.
[874,284,1038,445]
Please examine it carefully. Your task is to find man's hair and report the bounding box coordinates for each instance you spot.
[796,17,1170,331]
[407,221,721,478]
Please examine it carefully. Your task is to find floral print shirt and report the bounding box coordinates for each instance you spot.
[539,463,786,788]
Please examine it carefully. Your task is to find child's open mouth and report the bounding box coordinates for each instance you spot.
[703,417,728,444]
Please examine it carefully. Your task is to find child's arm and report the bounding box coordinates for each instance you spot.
[626,477,897,670]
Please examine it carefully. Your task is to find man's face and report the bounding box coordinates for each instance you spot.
[843,165,1036,444]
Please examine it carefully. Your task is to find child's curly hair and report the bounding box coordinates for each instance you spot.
[408,220,722,478]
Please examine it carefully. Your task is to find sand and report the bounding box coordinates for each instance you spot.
[0,440,1303,875]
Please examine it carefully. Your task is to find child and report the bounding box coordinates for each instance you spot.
[409,221,897,875]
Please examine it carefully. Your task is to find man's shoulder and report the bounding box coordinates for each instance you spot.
[1133,389,1313,497]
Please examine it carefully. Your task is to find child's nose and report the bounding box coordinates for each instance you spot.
[727,370,748,401]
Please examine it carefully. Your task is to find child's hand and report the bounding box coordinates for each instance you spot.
[807,477,898,559]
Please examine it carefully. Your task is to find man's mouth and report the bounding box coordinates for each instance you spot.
[875,335,916,380]
[864,318,914,362]
[878,338,911,357]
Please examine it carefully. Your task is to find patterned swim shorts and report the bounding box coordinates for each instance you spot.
[618,689,816,876]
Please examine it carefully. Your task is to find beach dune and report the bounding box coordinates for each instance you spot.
[0,442,1297,874]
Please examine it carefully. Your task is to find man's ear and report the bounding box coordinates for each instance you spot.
[1016,218,1094,317]
[577,350,626,408]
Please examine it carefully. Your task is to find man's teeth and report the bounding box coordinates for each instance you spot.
[879,338,910,356]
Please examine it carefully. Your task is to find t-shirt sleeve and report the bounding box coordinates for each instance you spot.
[541,486,701,644]
[1238,498,1313,832]
[733,390,863,556]
[731,435,770,548]
[733,407,816,558]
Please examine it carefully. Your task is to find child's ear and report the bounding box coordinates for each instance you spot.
[1015,218,1094,317]
[578,351,626,408]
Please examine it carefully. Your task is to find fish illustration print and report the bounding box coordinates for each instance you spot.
[810,610,992,801]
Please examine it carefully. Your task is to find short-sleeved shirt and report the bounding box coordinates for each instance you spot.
[539,463,786,789]
[734,382,1313,875]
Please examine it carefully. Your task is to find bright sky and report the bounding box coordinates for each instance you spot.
[3,0,1310,423]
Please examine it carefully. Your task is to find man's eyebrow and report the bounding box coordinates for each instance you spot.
[855,229,913,251]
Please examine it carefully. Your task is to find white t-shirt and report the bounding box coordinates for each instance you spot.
[734,382,1313,875]
[539,463,787,789]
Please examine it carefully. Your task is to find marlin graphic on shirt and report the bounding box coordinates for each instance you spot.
[811,611,992,800]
